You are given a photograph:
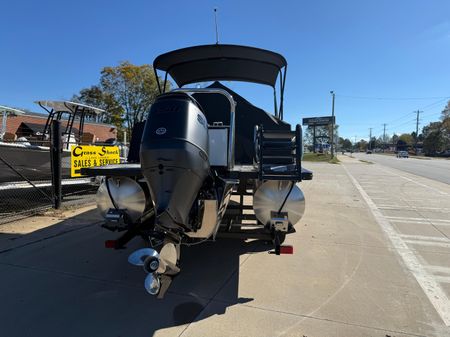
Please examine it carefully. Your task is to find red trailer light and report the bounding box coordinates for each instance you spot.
[279,245,294,254]
[104,240,117,249]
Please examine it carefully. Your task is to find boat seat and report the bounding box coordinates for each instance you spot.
[2,132,17,142]
[81,132,96,144]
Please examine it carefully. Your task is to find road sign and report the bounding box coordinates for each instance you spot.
[302,116,335,126]
[71,145,120,177]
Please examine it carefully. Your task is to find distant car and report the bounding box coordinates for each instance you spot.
[366,150,372,154]
[397,151,409,158]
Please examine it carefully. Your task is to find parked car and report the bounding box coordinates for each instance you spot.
[366,150,372,154]
[397,151,409,158]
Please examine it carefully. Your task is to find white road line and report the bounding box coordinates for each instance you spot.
[435,276,450,284]
[379,205,450,213]
[404,240,450,249]
[389,220,450,226]
[400,234,450,243]
[378,167,449,196]
[427,266,450,275]
[386,216,450,224]
[342,164,450,326]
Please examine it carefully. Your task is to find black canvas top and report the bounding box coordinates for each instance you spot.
[193,82,291,164]
[153,44,287,87]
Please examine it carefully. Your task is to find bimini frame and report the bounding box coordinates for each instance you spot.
[35,101,105,149]
[0,105,25,138]
[152,44,288,120]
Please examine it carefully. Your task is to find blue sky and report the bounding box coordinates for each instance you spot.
[1,0,449,141]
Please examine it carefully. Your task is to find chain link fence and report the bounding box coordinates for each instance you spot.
[0,139,98,224]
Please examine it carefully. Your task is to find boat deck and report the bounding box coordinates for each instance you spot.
[81,163,313,180]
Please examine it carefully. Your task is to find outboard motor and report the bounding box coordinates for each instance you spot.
[140,93,210,231]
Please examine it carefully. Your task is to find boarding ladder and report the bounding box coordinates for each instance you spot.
[257,124,303,181]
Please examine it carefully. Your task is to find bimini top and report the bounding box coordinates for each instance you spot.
[0,105,25,115]
[34,100,105,115]
[153,44,287,88]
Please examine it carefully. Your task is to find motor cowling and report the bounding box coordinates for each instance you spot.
[140,93,210,230]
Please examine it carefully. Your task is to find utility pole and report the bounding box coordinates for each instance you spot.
[369,128,372,151]
[382,123,387,152]
[330,91,335,158]
[415,110,422,155]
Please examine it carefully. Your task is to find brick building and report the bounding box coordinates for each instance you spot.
[0,111,117,142]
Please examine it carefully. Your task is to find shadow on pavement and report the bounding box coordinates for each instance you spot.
[0,209,271,337]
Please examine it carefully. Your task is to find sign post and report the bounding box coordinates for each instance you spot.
[330,91,335,158]
[51,120,62,209]
[302,116,336,154]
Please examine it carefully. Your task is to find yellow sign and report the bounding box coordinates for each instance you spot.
[71,145,120,177]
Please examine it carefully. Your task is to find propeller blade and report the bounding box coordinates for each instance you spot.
[144,273,161,295]
[128,248,159,266]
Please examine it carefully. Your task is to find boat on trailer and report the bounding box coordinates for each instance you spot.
[0,101,105,184]
[82,44,313,298]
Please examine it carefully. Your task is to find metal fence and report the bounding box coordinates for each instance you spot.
[0,135,98,224]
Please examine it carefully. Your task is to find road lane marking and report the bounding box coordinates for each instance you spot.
[435,276,450,284]
[400,235,450,243]
[386,216,450,224]
[379,205,450,213]
[378,167,449,196]
[390,220,450,226]
[404,240,450,249]
[426,266,450,275]
[342,164,450,326]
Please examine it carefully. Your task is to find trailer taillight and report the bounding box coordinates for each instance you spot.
[279,245,294,254]
[104,240,117,249]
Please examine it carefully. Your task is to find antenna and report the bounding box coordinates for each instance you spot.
[214,8,219,44]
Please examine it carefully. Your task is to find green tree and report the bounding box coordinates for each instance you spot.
[422,122,444,155]
[342,138,352,149]
[72,85,124,138]
[398,133,414,145]
[441,100,450,121]
[391,133,399,144]
[368,136,377,150]
[304,125,334,152]
[440,101,450,151]
[100,61,167,135]
[355,139,367,151]
[74,61,168,139]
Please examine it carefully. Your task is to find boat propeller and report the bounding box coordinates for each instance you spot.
[128,243,180,297]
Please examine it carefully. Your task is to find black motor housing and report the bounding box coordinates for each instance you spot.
[140,93,210,230]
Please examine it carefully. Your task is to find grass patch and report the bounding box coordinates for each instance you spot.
[303,153,340,164]
[359,159,373,164]
[329,157,340,164]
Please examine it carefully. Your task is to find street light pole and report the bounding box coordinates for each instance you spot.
[330,91,335,158]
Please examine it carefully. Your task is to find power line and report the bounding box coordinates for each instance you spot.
[389,118,417,130]
[420,109,443,118]
[419,97,449,110]
[336,94,450,101]
[385,112,415,125]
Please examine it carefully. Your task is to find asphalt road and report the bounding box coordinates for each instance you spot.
[351,152,450,184]
[0,160,449,336]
